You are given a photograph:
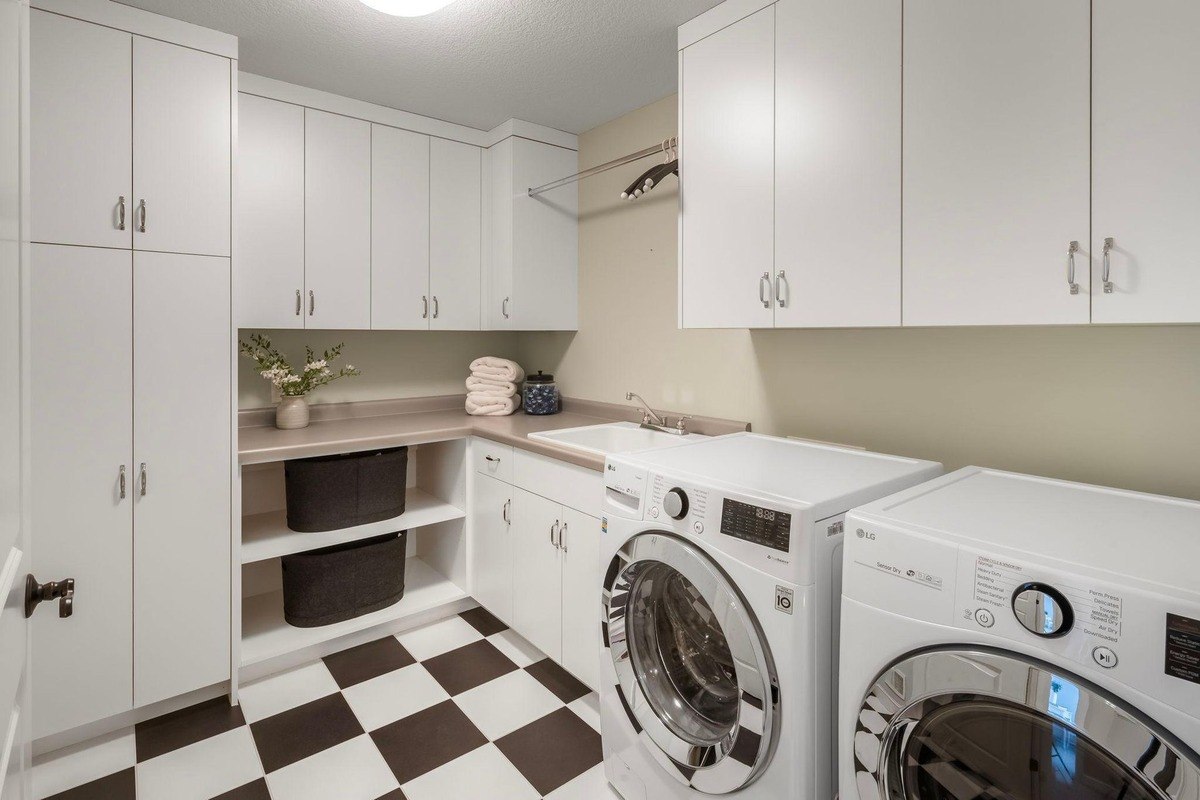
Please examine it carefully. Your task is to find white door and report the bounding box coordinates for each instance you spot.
[237,93,305,329]
[509,138,576,331]
[30,245,134,738]
[1,2,31,793]
[29,10,131,250]
[371,125,430,330]
[559,508,600,692]
[679,5,775,329]
[132,37,230,257]
[1092,0,1200,324]
[470,475,513,625]
[902,0,1090,327]
[511,489,562,661]
[305,109,371,329]
[774,0,901,328]
[430,138,482,330]
[133,252,231,707]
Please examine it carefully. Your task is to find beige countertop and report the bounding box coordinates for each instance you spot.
[238,396,750,471]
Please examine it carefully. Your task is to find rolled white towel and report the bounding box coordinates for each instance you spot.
[466,392,521,416]
[469,356,524,383]
[465,375,519,397]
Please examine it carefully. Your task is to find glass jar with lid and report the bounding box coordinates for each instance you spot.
[523,371,560,415]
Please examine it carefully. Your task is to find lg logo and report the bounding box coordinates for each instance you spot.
[856,528,877,541]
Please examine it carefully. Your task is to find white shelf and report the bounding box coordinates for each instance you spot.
[241,488,465,564]
[240,557,469,667]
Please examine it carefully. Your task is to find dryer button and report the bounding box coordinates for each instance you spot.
[693,521,704,534]
[1092,646,1119,669]
[974,608,996,628]
[648,506,659,519]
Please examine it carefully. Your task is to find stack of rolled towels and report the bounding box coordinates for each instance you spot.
[466,357,525,416]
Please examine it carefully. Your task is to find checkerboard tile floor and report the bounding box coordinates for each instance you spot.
[34,609,615,800]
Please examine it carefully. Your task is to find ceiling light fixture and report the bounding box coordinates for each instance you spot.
[359,0,460,16]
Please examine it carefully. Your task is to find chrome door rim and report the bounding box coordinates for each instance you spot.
[852,647,1200,800]
[603,531,779,795]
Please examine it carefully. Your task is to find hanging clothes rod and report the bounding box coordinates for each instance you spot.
[527,137,678,197]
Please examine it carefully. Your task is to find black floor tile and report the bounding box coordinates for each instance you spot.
[135,697,246,762]
[459,607,507,637]
[212,778,272,800]
[495,707,602,795]
[422,640,518,696]
[323,636,416,689]
[371,700,488,784]
[250,692,364,772]
[525,658,592,704]
[45,768,135,800]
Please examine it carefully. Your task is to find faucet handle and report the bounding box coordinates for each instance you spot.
[675,415,693,432]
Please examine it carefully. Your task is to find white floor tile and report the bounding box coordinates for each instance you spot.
[237,661,340,723]
[453,669,563,740]
[265,735,399,800]
[401,743,538,800]
[342,663,449,732]
[395,616,484,661]
[136,727,263,800]
[32,727,136,800]
[568,692,601,733]
[486,629,544,668]
[544,764,620,800]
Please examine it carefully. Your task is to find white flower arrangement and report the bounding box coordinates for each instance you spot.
[239,333,361,397]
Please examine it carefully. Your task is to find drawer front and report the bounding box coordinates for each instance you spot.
[473,438,514,483]
[513,449,602,517]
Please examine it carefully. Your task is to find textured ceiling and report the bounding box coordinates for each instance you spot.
[115,0,723,133]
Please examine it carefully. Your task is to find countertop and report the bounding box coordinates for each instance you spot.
[238,396,750,471]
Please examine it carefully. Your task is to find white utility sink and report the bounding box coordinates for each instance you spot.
[529,421,708,457]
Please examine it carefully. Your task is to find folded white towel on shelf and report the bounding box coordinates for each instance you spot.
[465,375,519,397]
[466,392,521,416]
[469,356,525,383]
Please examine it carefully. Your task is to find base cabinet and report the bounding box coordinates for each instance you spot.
[511,489,564,661]
[559,507,601,692]
[470,474,513,624]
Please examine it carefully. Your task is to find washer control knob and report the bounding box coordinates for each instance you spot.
[1012,582,1074,638]
[663,488,689,520]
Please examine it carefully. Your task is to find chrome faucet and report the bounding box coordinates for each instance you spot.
[626,392,690,435]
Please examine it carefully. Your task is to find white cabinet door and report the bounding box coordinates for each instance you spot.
[372,125,430,330]
[133,252,231,707]
[560,508,600,692]
[430,138,482,331]
[237,94,305,329]
[132,37,230,258]
[484,139,514,331]
[902,1,1090,326]
[470,474,513,625]
[511,489,562,661]
[30,11,131,250]
[1092,0,1200,324]
[509,138,576,331]
[30,245,133,738]
[305,109,371,330]
[774,0,900,328]
[679,5,775,329]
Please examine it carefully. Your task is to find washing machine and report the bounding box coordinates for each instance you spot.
[840,466,1200,800]
[599,432,942,800]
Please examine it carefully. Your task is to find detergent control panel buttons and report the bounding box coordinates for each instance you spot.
[1092,646,1119,669]
[693,521,705,534]
[974,608,996,628]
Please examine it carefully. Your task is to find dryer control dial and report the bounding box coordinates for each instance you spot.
[1012,582,1074,638]
[663,488,689,520]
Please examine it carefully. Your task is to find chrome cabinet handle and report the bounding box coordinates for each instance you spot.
[502,499,511,525]
[308,290,315,316]
[484,455,500,463]
[117,196,126,231]
[432,296,439,319]
[502,297,510,319]
[549,521,559,548]
[138,199,146,233]
[775,270,789,308]
[295,289,302,316]
[422,296,429,319]
[758,272,771,309]
[1067,241,1080,295]
[119,465,126,499]
[559,521,568,553]
[138,463,147,497]
[1102,237,1115,294]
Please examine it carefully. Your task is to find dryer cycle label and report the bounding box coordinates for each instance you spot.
[1165,614,1200,685]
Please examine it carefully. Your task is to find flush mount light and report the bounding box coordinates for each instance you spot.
[360,0,459,16]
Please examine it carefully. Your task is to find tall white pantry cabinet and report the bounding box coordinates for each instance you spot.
[29,3,234,738]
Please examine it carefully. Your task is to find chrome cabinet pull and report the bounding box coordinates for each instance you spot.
[119,465,126,499]
[308,290,315,316]
[1067,241,1080,295]
[117,196,126,231]
[1102,237,1115,294]
[775,270,789,308]
[559,521,568,553]
[502,297,510,319]
[502,499,511,525]
[432,296,439,319]
[138,463,147,497]
[295,289,302,316]
[549,521,559,548]
[422,296,429,319]
[758,272,771,309]
[138,199,147,233]
[484,455,500,463]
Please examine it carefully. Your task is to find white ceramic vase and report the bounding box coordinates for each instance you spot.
[276,395,310,430]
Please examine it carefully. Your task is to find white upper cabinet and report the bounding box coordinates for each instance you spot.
[237,94,304,329]
[132,37,231,257]
[31,11,131,250]
[679,5,775,329]
[1092,0,1200,324]
[305,109,371,330]
[902,0,1090,326]
[430,138,482,330]
[372,125,431,330]
[774,0,900,328]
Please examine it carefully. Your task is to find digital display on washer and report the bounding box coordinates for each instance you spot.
[720,499,791,552]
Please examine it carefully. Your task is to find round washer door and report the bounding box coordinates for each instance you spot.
[603,531,779,795]
[852,648,1200,800]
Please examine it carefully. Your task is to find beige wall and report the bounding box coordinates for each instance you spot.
[518,95,1200,500]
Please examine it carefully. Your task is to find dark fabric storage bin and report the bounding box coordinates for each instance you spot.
[281,532,407,628]
[285,446,408,532]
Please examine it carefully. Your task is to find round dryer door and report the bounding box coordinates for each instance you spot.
[852,648,1200,800]
[603,531,779,795]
